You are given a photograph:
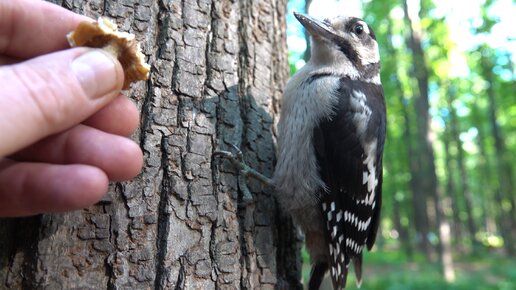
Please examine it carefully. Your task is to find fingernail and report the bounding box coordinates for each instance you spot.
[71,49,121,99]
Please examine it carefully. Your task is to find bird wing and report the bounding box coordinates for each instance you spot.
[313,77,386,289]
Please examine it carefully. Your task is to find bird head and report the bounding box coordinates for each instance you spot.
[294,12,380,81]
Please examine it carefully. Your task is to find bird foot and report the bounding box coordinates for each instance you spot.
[213,144,274,204]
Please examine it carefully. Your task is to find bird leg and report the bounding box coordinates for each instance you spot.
[213,144,274,203]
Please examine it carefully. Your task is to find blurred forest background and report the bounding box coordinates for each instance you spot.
[286,0,515,289]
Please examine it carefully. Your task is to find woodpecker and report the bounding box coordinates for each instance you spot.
[214,12,386,290]
[272,13,386,289]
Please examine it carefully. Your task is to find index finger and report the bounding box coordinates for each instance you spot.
[0,0,91,58]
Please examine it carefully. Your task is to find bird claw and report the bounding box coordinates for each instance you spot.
[213,144,275,205]
[229,143,244,161]
[213,144,254,204]
[239,175,254,204]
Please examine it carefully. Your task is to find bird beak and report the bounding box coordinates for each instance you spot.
[294,12,335,40]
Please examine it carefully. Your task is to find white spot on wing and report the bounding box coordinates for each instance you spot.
[350,90,372,137]
[349,90,380,206]
[336,210,342,222]
[362,139,378,204]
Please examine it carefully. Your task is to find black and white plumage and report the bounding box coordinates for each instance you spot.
[273,13,386,290]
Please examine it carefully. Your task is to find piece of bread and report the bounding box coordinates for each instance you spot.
[67,17,150,89]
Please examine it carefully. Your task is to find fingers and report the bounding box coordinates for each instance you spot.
[0,47,124,157]
[83,95,140,136]
[0,0,90,58]
[12,125,143,181]
[0,55,20,65]
[0,160,108,217]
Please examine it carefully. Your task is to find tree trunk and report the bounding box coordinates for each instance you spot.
[480,51,515,255]
[403,0,454,279]
[400,90,431,258]
[441,121,463,249]
[383,20,415,260]
[302,0,313,62]
[447,86,479,251]
[0,0,303,289]
[470,103,498,235]
[392,193,413,259]
[401,0,433,260]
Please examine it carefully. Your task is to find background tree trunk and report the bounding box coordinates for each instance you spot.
[0,0,303,289]
[403,0,454,279]
[442,121,463,249]
[446,86,479,251]
[402,0,432,259]
[302,0,313,62]
[480,50,516,256]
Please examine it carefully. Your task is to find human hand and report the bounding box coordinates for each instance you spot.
[0,0,143,217]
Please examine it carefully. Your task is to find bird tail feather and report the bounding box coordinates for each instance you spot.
[353,254,363,288]
[308,262,328,290]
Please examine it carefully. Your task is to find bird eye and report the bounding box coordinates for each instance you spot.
[354,24,364,35]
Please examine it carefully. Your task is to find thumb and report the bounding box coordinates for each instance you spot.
[0,48,124,157]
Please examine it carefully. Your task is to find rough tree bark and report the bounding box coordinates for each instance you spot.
[0,0,303,289]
